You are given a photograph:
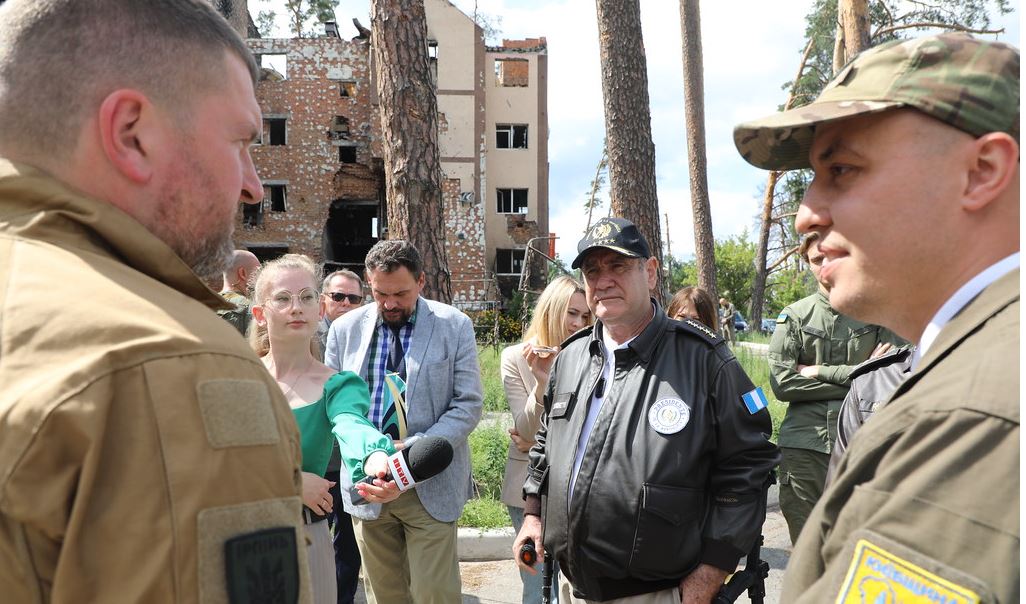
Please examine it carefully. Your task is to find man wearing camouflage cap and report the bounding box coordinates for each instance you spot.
[735,33,1019,603]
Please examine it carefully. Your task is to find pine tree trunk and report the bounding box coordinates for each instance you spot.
[835,0,871,71]
[750,170,778,330]
[371,0,452,302]
[595,0,665,301]
[678,0,717,299]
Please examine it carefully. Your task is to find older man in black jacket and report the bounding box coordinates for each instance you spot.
[513,217,779,604]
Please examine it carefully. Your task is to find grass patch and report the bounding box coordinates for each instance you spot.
[478,344,509,413]
[459,497,511,529]
[738,330,771,345]
[469,423,508,500]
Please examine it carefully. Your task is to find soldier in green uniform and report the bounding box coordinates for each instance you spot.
[218,249,261,335]
[735,33,1019,603]
[768,232,902,544]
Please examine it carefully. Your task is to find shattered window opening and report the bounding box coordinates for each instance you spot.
[264,184,287,212]
[265,118,287,146]
[339,146,357,163]
[339,81,357,97]
[496,124,528,149]
[496,188,528,214]
[496,249,526,275]
[494,58,529,87]
[241,201,262,227]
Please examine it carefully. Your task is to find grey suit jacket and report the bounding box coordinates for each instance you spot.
[324,297,483,522]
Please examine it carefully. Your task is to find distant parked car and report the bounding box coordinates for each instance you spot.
[733,311,748,333]
[760,318,777,333]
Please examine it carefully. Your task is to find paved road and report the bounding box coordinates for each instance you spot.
[353,486,790,603]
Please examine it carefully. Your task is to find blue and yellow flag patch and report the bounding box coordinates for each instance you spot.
[837,539,980,604]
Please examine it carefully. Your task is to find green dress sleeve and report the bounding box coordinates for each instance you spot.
[324,372,396,482]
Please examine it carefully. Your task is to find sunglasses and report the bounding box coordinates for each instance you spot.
[327,292,363,304]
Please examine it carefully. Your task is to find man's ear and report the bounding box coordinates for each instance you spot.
[97,89,159,184]
[644,257,659,290]
[963,132,1019,212]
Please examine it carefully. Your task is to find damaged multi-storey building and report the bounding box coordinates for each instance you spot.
[211,0,549,309]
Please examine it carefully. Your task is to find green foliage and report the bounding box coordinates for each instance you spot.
[470,310,522,344]
[468,424,509,501]
[254,0,339,37]
[477,345,508,413]
[668,232,758,311]
[458,497,511,529]
[766,267,815,317]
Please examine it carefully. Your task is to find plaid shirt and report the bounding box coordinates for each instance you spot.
[366,311,415,430]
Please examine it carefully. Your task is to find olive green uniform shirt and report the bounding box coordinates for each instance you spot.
[782,270,1019,604]
[769,292,904,453]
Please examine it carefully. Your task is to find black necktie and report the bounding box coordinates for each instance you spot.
[387,324,406,381]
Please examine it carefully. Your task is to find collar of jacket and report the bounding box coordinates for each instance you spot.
[891,268,1017,400]
[0,158,232,311]
[587,298,665,364]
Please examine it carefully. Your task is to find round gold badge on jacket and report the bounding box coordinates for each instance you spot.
[648,398,690,434]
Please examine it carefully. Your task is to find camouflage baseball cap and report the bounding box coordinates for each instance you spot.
[734,33,1020,171]
[571,217,652,269]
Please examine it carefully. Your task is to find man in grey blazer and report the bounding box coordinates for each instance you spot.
[324,240,483,603]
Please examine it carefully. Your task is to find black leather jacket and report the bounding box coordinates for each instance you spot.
[524,309,779,600]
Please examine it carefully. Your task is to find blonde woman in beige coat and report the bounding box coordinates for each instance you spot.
[500,276,591,604]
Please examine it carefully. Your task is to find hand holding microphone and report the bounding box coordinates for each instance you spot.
[351,435,454,505]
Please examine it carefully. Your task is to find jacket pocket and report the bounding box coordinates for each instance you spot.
[628,483,704,580]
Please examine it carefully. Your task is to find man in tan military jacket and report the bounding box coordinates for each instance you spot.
[735,33,1019,603]
[0,1,310,602]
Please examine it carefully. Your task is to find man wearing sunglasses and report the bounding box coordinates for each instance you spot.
[316,268,365,604]
[319,269,365,352]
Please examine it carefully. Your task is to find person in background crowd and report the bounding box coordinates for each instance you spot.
[315,268,365,604]
[717,296,737,344]
[501,275,591,604]
[0,1,310,601]
[766,232,903,544]
[514,217,778,604]
[218,249,260,335]
[324,240,483,604]
[250,254,395,604]
[735,32,1019,603]
[667,286,719,332]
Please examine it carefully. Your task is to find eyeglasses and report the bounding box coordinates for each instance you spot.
[327,292,363,304]
[265,289,319,311]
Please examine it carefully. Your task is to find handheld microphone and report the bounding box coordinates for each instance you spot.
[350,436,454,505]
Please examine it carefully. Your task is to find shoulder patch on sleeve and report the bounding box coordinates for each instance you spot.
[741,388,769,415]
[838,537,983,604]
[198,380,281,448]
[776,312,788,324]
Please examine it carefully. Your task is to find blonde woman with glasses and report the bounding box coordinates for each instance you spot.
[501,275,592,603]
[249,254,398,604]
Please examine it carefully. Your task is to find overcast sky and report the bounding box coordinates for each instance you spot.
[258,0,1020,264]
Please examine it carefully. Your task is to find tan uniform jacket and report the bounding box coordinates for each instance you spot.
[0,160,310,603]
[782,269,1019,604]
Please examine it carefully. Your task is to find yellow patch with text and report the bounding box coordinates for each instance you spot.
[837,539,980,604]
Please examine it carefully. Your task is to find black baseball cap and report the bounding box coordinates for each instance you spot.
[571,217,652,269]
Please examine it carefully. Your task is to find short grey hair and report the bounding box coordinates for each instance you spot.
[0,0,259,162]
[364,240,423,279]
[322,269,364,292]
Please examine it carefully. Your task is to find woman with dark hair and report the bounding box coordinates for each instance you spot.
[667,285,719,331]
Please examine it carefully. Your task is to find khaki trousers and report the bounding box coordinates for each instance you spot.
[353,490,461,604]
[559,573,680,604]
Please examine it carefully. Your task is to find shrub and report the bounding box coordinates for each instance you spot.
[478,345,508,412]
[470,310,523,343]
[459,497,511,529]
[469,424,509,501]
